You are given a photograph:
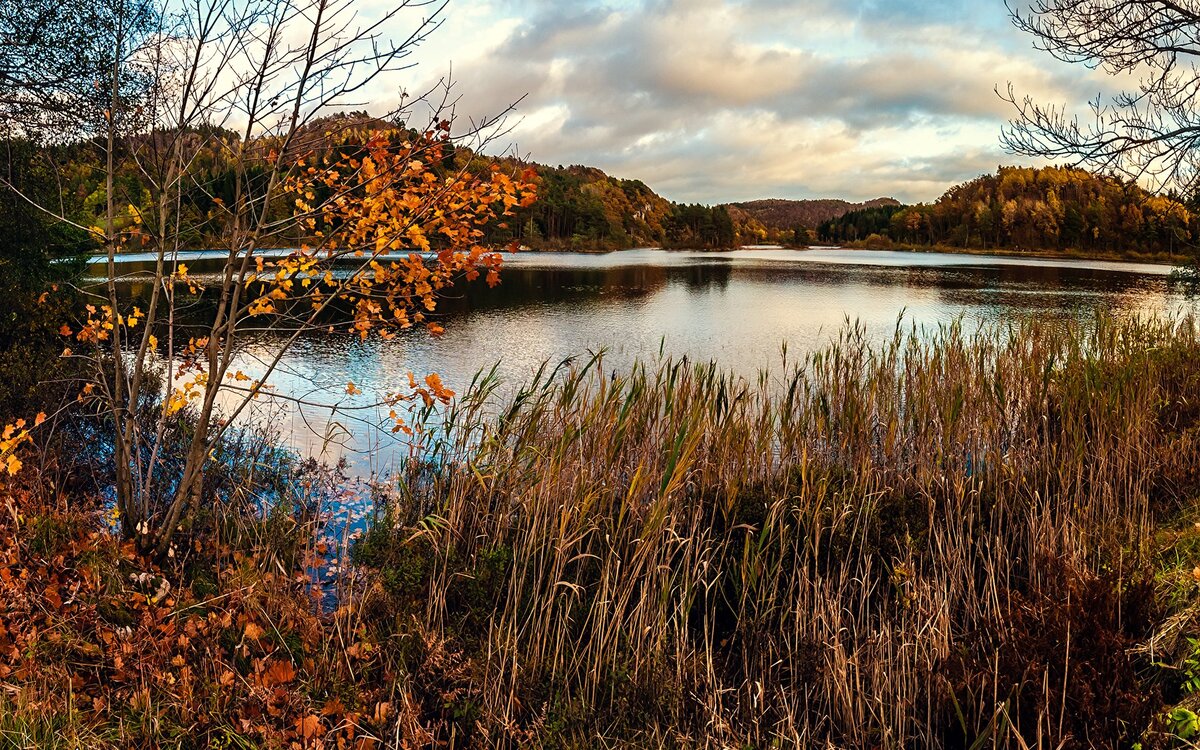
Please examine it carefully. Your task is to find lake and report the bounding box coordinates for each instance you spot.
[98,246,1197,475]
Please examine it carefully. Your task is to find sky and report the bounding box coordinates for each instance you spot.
[365,0,1123,205]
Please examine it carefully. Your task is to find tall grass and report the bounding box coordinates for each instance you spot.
[353,315,1200,748]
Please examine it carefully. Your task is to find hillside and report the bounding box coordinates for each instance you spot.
[485,163,900,250]
[725,197,901,243]
[818,165,1195,258]
[14,112,1190,258]
[479,162,740,250]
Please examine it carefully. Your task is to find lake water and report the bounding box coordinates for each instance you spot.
[100,246,1197,475]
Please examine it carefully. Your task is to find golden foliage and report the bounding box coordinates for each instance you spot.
[274,127,537,339]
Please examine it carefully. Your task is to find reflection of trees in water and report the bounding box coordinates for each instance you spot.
[426,262,738,319]
[727,261,1159,294]
[983,264,1157,292]
[722,263,956,292]
[675,261,732,290]
[107,256,1176,342]
[438,264,673,313]
[936,266,1167,327]
[938,265,1164,316]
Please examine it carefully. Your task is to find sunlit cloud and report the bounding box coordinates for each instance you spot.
[357,0,1122,204]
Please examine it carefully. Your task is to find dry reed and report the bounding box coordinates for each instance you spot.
[351,315,1200,748]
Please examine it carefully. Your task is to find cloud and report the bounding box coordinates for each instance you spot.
[382,0,1122,204]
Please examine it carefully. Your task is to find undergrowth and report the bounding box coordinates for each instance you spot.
[5,315,1200,747]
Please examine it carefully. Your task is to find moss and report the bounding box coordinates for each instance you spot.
[25,514,76,557]
[96,599,136,628]
[190,570,219,601]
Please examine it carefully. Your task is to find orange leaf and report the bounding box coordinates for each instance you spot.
[263,659,295,686]
[373,702,392,723]
[321,696,345,716]
[296,714,321,740]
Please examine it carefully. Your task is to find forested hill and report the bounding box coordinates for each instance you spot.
[12,112,1190,258]
[492,162,738,250]
[491,162,899,249]
[491,163,704,249]
[726,197,900,243]
[817,166,1196,258]
[0,109,775,254]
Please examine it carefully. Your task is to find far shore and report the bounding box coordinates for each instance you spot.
[783,241,1190,267]
[517,241,1191,267]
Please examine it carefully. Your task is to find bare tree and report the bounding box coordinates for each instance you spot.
[2,0,534,556]
[0,0,157,140]
[1003,0,1200,195]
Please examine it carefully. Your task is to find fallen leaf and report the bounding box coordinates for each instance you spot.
[263,658,295,686]
[296,713,321,740]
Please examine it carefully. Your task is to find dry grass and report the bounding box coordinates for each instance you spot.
[6,314,1200,748]
[351,314,1200,748]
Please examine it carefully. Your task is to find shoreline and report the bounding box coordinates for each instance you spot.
[89,242,1192,268]
[790,242,1191,267]
[523,242,1190,268]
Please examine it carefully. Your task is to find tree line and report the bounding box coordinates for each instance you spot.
[3,130,746,256]
[819,166,1197,257]
[480,163,738,250]
[12,132,1198,260]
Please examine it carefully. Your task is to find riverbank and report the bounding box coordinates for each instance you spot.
[6,316,1200,748]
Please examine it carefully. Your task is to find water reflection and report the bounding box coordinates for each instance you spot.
[102,247,1196,473]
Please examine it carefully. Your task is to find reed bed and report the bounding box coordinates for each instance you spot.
[353,315,1200,748]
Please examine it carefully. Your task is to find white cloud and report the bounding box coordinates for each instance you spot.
[353,0,1126,203]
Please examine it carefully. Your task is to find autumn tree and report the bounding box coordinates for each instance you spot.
[817,165,1195,254]
[0,0,535,556]
[0,0,156,135]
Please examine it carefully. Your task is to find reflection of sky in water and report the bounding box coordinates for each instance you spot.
[110,247,1197,474]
